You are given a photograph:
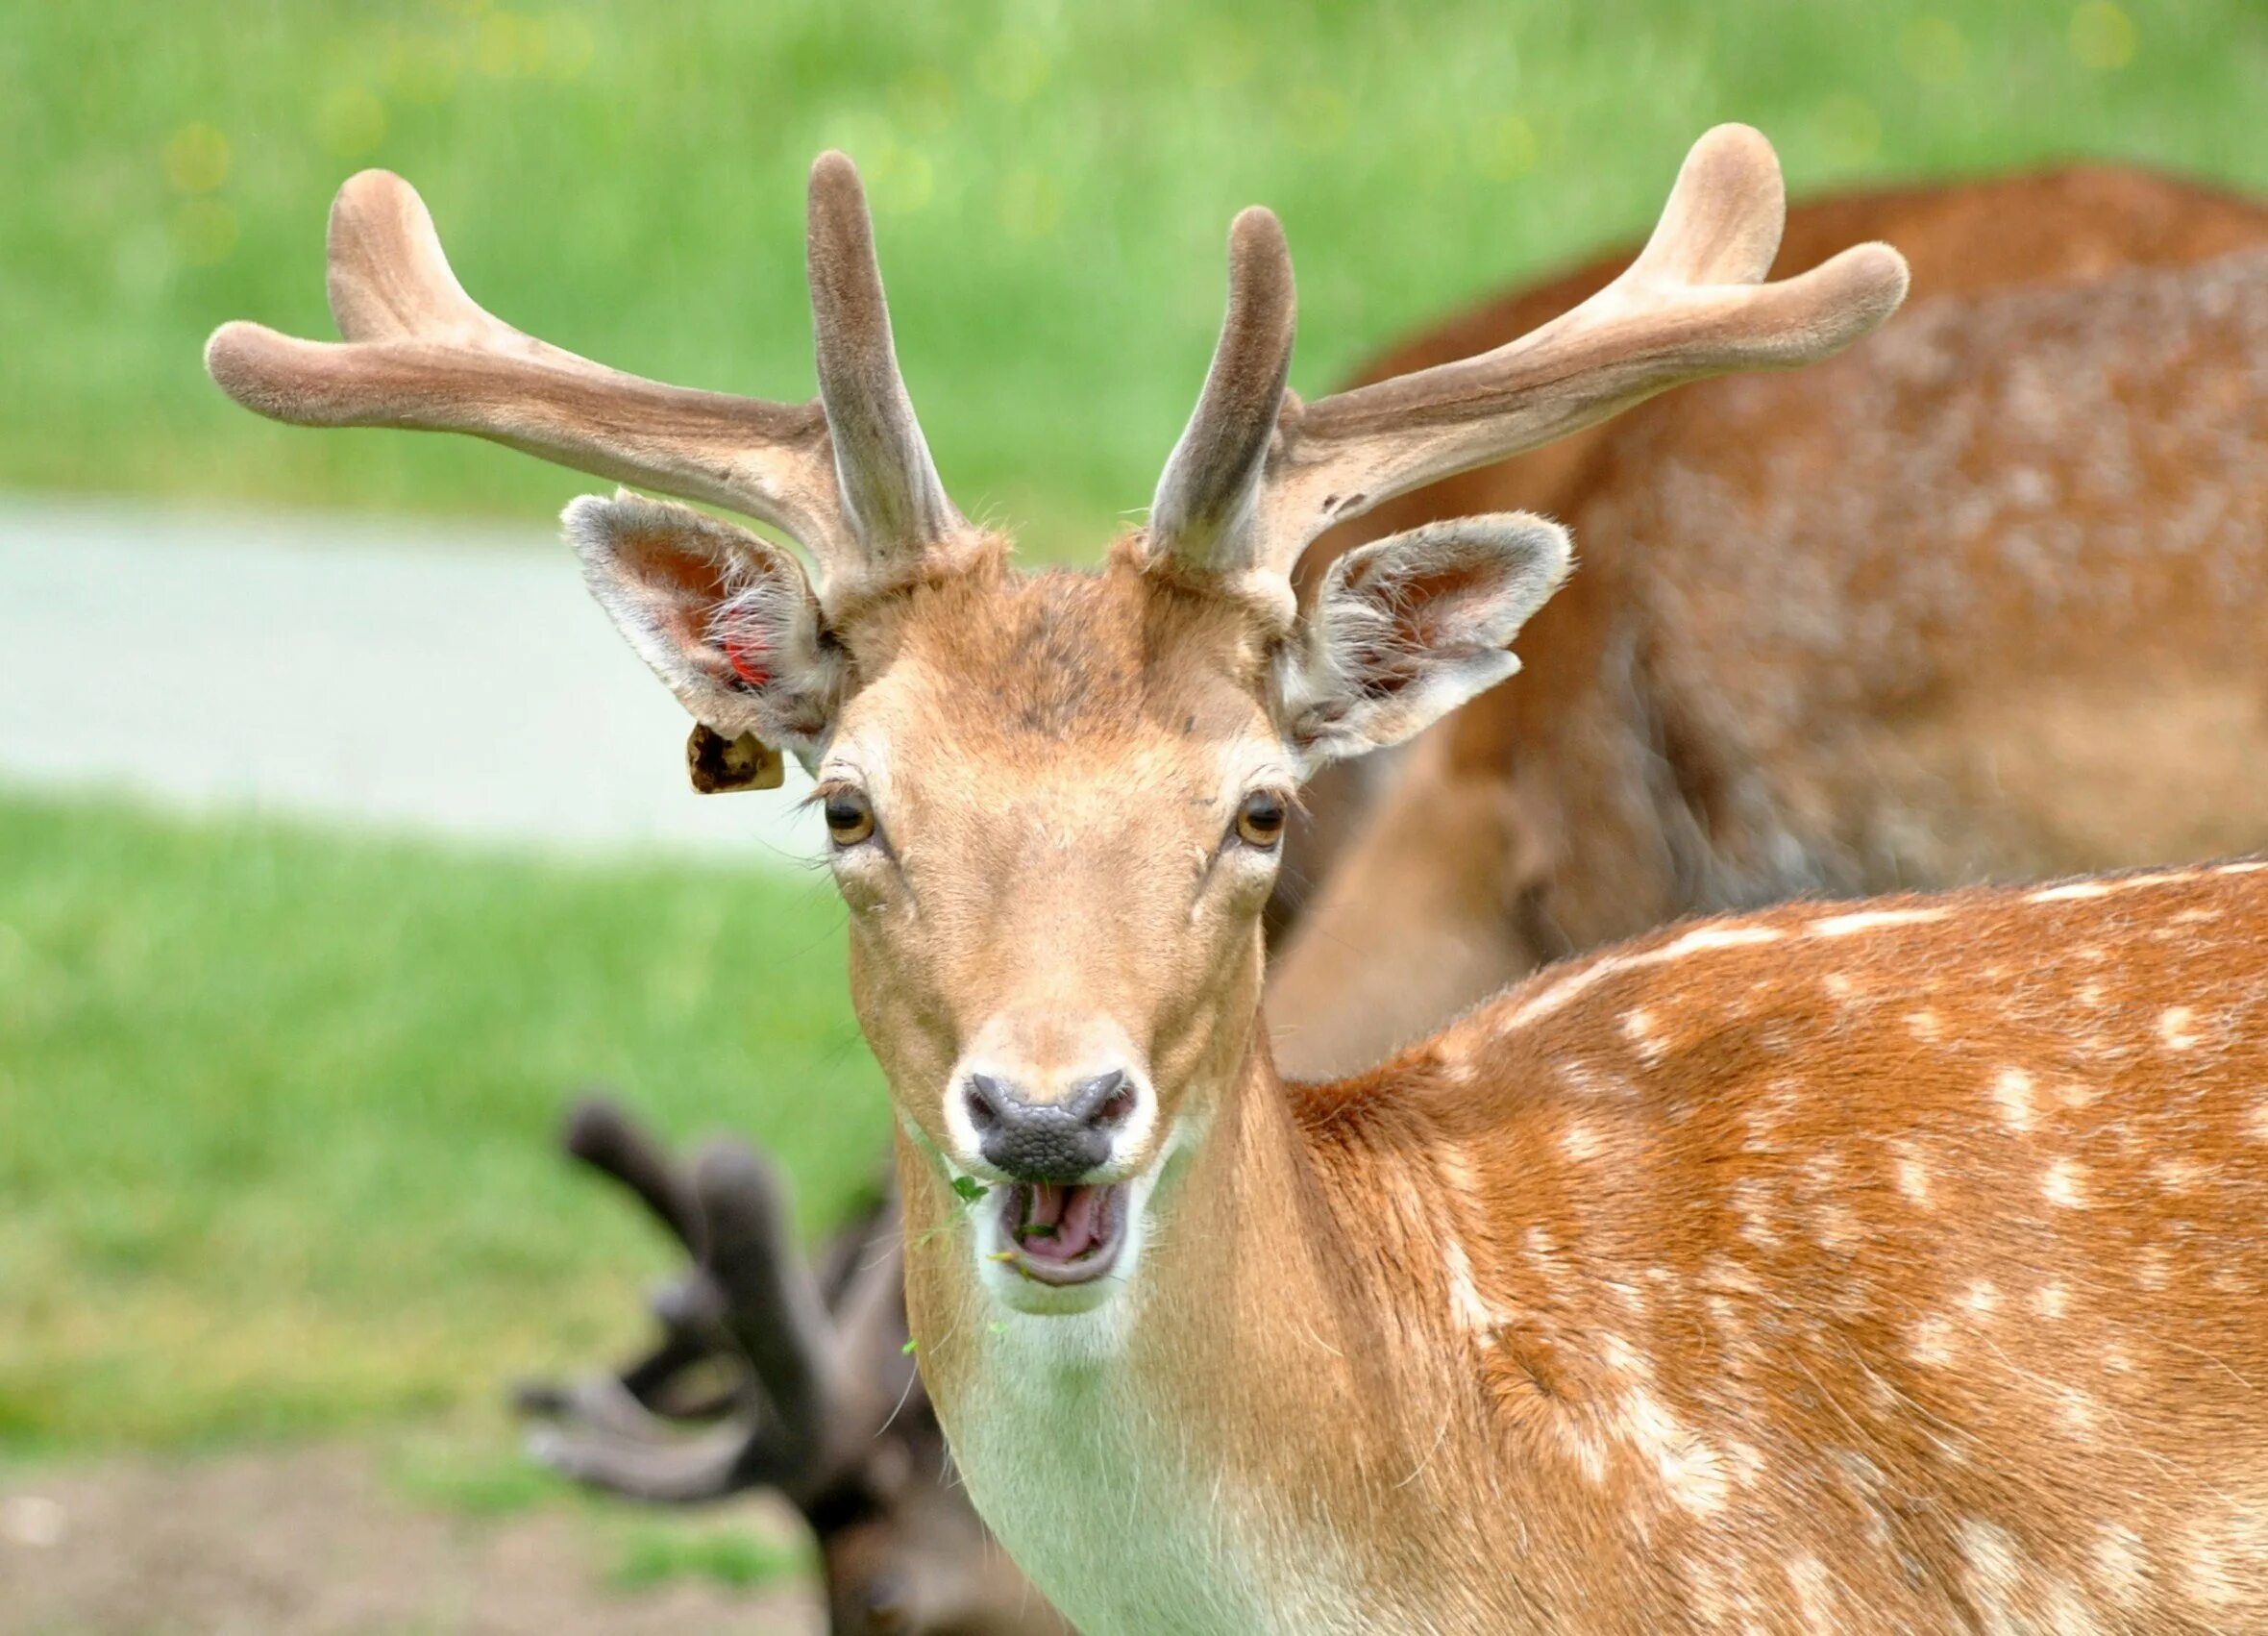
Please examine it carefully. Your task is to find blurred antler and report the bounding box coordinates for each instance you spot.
[517,1095,861,1504]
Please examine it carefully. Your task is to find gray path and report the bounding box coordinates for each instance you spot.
[0,498,822,861]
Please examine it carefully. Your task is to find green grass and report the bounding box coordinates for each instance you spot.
[605,1518,814,1595]
[10,0,2268,552]
[0,788,886,1450]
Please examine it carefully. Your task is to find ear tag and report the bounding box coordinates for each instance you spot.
[687,723,784,793]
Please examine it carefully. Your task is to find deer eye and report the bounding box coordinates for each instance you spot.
[1234,789,1288,849]
[825,788,877,848]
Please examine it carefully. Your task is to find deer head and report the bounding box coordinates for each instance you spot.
[208,126,1907,1321]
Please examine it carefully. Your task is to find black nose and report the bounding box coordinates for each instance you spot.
[963,1069,1138,1181]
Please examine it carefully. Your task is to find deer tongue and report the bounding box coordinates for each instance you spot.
[1016,1182,1107,1263]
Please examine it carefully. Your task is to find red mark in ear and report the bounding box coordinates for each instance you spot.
[723,634,772,690]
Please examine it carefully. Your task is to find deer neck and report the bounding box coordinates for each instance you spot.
[898,1020,1500,1632]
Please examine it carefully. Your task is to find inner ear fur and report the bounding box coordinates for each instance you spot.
[1279,512,1571,769]
[564,490,845,759]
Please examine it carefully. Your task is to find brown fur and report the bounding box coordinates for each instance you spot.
[1270,166,2268,1077]
[906,845,2268,1632]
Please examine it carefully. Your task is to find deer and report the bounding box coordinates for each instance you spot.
[207,126,2268,1630]
[1268,164,2268,1076]
[518,159,2268,1631]
[516,1097,1062,1636]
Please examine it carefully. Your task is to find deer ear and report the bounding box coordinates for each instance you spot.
[565,491,844,764]
[1277,513,1571,769]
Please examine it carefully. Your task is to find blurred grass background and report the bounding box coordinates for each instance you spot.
[11,0,2268,551]
[0,791,883,1451]
[6,0,2268,1491]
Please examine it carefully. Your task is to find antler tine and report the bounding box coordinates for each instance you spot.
[805,152,964,571]
[205,169,856,566]
[560,1094,705,1253]
[1623,121,1785,287]
[1146,206,1298,604]
[1236,124,1909,576]
[525,1390,759,1504]
[691,1139,844,1494]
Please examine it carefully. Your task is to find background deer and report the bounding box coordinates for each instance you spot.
[1268,164,2268,1075]
[207,128,2268,1630]
[517,1098,1061,1636]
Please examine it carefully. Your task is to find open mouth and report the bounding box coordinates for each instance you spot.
[995,1180,1129,1286]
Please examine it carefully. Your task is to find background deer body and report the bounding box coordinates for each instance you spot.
[1270,167,2268,1076]
[210,130,2268,1632]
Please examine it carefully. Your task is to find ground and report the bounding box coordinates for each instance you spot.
[0,1445,820,1634]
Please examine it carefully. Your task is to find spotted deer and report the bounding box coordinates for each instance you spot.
[517,1098,1062,1636]
[210,129,2268,1632]
[1269,165,2268,1076]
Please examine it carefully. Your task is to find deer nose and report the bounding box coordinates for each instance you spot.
[961,1068,1139,1181]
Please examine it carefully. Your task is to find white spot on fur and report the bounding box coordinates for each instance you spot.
[2152,1155,2205,1192]
[1650,924,1786,959]
[1907,1008,1943,1042]
[1620,1008,1666,1062]
[1785,1553,1837,1625]
[1959,1518,2025,1615]
[1727,1441,1767,1487]
[1892,1141,1935,1208]
[1562,1122,1602,1163]
[1499,920,1795,1034]
[2158,1006,2201,1050]
[1733,1178,1782,1251]
[1962,1279,2001,1317]
[2033,870,2199,903]
[2030,880,2112,903]
[1911,1316,1956,1367]
[1993,1068,2036,1132]
[1502,953,1629,1029]
[2043,1158,2088,1207]
[1619,1386,1727,1515]
[1600,1332,1652,1379]
[2093,1524,2147,1609]
[1824,972,1858,1000]
[2179,1507,2268,1609]
[2137,1246,2172,1290]
[1808,906,1950,937]
[1812,1200,1861,1254]
[1442,1236,1501,1338]
[1555,1417,1609,1484]
[2034,1282,2070,1320]
[1436,1141,1486,1202]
